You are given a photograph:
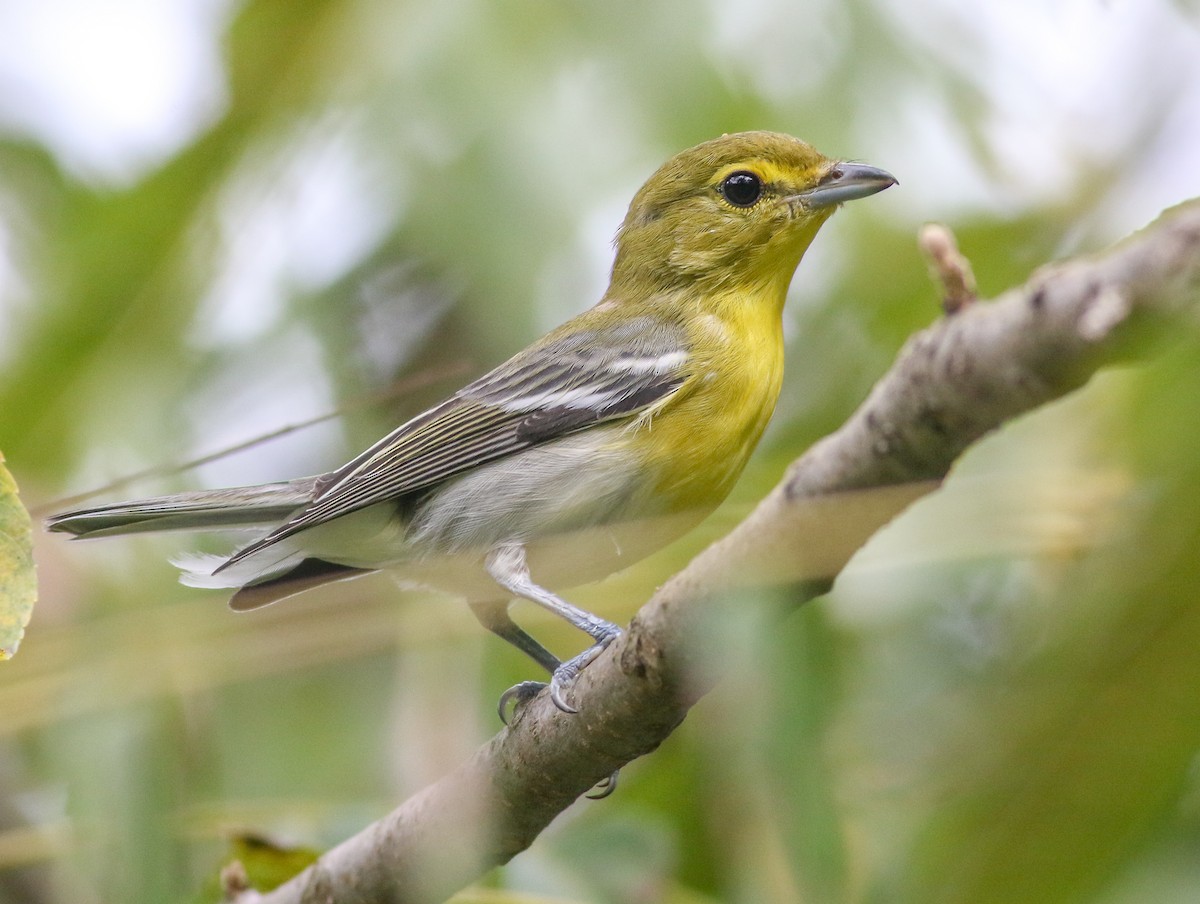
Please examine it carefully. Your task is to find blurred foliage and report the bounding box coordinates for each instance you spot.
[1,0,1199,901]
[191,833,319,900]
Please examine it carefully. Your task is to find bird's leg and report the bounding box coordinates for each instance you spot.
[485,543,622,714]
[465,578,624,797]
[468,599,561,724]
[468,598,561,673]
[482,546,624,797]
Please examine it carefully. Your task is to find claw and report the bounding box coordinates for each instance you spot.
[585,770,620,800]
[549,677,579,714]
[547,626,621,714]
[497,680,547,725]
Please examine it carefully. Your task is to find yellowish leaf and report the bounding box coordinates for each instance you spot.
[0,452,35,659]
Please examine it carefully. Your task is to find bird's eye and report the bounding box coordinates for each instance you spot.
[718,170,763,208]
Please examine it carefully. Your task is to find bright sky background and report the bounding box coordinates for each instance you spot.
[0,0,231,184]
[1,0,1197,205]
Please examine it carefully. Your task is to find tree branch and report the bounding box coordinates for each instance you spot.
[240,200,1200,904]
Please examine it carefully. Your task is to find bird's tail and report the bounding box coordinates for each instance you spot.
[44,478,319,539]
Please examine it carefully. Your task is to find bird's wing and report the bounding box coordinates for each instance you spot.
[217,314,690,570]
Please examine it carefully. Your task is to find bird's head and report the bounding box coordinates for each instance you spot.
[610,131,895,296]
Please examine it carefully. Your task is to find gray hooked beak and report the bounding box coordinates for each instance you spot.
[798,162,897,208]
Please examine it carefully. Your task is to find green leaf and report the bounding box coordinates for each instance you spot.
[0,451,36,659]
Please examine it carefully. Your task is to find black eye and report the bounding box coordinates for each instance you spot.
[719,170,763,208]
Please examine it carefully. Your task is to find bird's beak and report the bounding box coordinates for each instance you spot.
[796,162,898,209]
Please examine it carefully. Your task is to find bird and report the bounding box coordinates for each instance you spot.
[47,131,895,719]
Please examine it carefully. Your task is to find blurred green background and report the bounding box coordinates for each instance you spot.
[3,0,1200,901]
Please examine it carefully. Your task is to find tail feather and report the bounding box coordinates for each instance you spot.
[44,478,319,538]
[47,476,376,608]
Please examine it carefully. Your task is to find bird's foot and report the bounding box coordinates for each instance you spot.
[496,624,622,720]
[547,624,622,714]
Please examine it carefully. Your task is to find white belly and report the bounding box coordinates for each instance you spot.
[282,430,710,601]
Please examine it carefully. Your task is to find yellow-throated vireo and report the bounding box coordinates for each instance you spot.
[48,131,895,717]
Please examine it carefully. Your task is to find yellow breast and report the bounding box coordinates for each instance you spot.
[627,288,787,515]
